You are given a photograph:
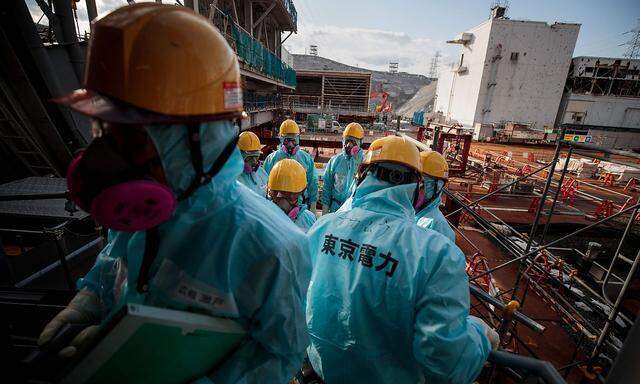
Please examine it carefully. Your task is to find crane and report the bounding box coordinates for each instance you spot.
[369,91,392,113]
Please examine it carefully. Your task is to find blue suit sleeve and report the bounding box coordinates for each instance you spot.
[76,232,132,312]
[322,157,335,208]
[306,153,319,203]
[296,210,317,232]
[263,152,276,175]
[256,166,269,196]
[200,235,312,384]
[433,213,456,244]
[412,239,490,383]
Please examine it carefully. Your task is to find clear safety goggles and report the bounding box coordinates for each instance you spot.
[241,150,261,160]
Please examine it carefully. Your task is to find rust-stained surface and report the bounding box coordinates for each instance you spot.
[458,229,589,383]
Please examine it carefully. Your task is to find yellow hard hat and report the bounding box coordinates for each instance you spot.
[343,122,364,139]
[56,3,242,123]
[420,151,449,180]
[363,136,421,174]
[238,131,261,152]
[279,119,300,136]
[268,159,307,193]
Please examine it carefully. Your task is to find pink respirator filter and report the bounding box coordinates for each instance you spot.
[282,144,298,155]
[414,188,425,209]
[66,152,90,211]
[288,206,301,220]
[91,181,177,232]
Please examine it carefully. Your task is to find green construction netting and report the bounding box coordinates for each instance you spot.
[231,24,296,87]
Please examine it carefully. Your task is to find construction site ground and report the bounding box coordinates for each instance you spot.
[449,142,640,227]
[459,228,587,383]
[450,142,640,383]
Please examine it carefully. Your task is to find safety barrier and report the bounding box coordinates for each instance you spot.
[231,24,296,87]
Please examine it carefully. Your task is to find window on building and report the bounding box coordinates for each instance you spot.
[585,67,594,73]
[575,115,583,122]
[510,52,519,61]
[459,53,464,66]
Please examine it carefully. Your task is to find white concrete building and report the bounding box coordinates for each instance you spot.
[435,8,580,135]
[557,57,640,149]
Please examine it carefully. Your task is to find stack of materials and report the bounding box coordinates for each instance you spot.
[557,157,598,178]
[598,161,640,182]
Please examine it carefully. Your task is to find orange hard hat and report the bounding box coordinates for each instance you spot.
[55,3,242,124]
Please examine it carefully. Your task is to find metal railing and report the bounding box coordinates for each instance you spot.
[209,5,296,87]
[281,0,298,29]
[488,351,566,384]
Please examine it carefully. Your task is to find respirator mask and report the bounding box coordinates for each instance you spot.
[414,178,444,211]
[344,137,361,157]
[242,150,261,173]
[281,135,299,155]
[268,189,303,220]
[66,121,176,232]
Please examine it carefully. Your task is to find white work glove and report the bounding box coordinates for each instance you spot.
[470,315,500,350]
[38,288,102,357]
[309,201,317,214]
[322,206,329,215]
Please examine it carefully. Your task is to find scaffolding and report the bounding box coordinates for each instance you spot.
[427,127,640,382]
[283,70,373,116]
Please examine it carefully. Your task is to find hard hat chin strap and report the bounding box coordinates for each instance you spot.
[179,124,239,201]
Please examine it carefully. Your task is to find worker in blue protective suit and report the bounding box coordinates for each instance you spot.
[263,119,318,213]
[37,4,311,383]
[304,136,497,384]
[267,158,316,232]
[415,150,456,242]
[237,131,268,196]
[321,122,365,214]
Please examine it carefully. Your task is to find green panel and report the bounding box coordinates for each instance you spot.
[230,24,296,87]
[89,323,243,384]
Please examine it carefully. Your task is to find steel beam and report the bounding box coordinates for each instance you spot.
[540,146,573,244]
[565,140,640,162]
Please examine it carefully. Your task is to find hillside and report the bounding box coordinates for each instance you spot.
[292,54,432,111]
[396,81,438,118]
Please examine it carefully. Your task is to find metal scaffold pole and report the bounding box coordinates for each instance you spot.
[525,126,566,254]
[510,127,566,301]
[600,205,640,306]
[539,146,573,244]
[591,248,640,360]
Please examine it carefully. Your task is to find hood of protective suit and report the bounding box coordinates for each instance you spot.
[419,177,443,213]
[146,120,240,200]
[351,172,417,219]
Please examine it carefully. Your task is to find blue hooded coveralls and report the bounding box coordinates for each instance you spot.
[78,121,312,383]
[305,173,490,384]
[237,164,268,197]
[322,149,363,212]
[263,144,318,206]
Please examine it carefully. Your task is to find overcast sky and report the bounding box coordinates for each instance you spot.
[28,0,640,76]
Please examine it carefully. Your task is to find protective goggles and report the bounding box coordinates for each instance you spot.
[241,150,261,160]
[267,189,300,202]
